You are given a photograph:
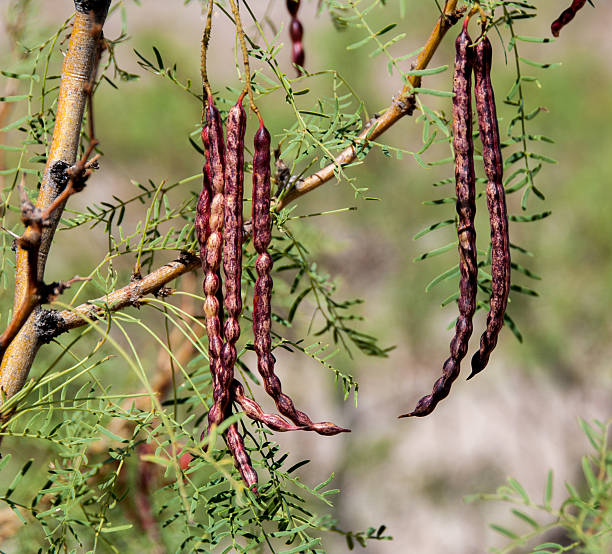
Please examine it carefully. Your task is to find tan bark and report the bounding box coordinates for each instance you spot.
[0,3,110,400]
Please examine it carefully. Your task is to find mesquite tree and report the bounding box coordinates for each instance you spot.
[0,0,608,552]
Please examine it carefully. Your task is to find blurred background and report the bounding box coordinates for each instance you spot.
[1,0,612,551]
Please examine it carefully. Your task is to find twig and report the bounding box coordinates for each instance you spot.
[229,0,259,116]
[273,0,461,210]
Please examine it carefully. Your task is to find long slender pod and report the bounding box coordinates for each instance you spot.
[231,380,304,432]
[252,119,349,436]
[401,20,477,418]
[207,98,247,432]
[225,423,258,491]
[551,0,587,37]
[468,33,510,380]
[202,97,227,434]
[195,123,211,267]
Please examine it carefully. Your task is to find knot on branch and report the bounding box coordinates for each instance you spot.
[393,94,416,116]
[176,250,198,266]
[443,7,466,28]
[50,160,71,191]
[35,309,66,344]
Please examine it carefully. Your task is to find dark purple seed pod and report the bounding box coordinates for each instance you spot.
[225,423,258,492]
[551,0,587,37]
[468,34,510,380]
[289,19,303,42]
[286,0,300,18]
[251,119,349,436]
[207,97,247,435]
[401,19,477,418]
[195,123,211,267]
[286,0,305,74]
[201,96,227,435]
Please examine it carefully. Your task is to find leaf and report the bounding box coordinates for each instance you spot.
[425,264,459,293]
[413,219,455,240]
[288,288,311,323]
[413,87,454,98]
[509,211,551,223]
[511,509,538,529]
[508,477,530,504]
[490,524,520,540]
[404,65,448,76]
[414,241,456,261]
[544,470,553,509]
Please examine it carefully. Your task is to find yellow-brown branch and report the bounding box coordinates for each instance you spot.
[274,0,461,211]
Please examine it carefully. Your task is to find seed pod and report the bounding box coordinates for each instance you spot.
[286,0,305,74]
[468,34,510,380]
[401,20,477,418]
[231,379,304,432]
[202,97,227,433]
[225,422,258,491]
[207,98,247,433]
[551,0,587,37]
[195,123,211,267]
[252,120,350,436]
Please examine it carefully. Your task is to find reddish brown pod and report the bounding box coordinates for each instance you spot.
[207,97,247,434]
[401,19,477,418]
[194,122,211,267]
[226,423,258,491]
[286,0,305,74]
[201,96,227,436]
[251,118,349,436]
[551,0,587,37]
[468,33,510,380]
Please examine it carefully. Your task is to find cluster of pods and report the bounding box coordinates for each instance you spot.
[194,94,348,490]
[402,18,511,418]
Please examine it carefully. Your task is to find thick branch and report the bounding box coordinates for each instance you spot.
[274,0,460,210]
[0,2,110,401]
[41,253,200,340]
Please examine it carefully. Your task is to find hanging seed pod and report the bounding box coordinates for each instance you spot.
[195,122,212,267]
[401,20,477,418]
[468,33,510,380]
[252,119,349,436]
[207,98,247,433]
[286,0,305,74]
[551,0,587,37]
[225,423,258,491]
[231,380,304,432]
[202,96,227,434]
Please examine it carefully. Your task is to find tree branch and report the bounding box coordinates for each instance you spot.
[0,0,461,420]
[0,1,110,402]
[274,0,461,211]
[38,253,200,341]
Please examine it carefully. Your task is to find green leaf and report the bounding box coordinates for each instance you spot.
[413,219,454,240]
[544,470,553,509]
[425,264,459,292]
[511,509,538,529]
[490,524,519,540]
[509,211,551,223]
[405,65,448,77]
[508,477,530,504]
[414,241,456,261]
[288,288,311,323]
[413,87,454,98]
